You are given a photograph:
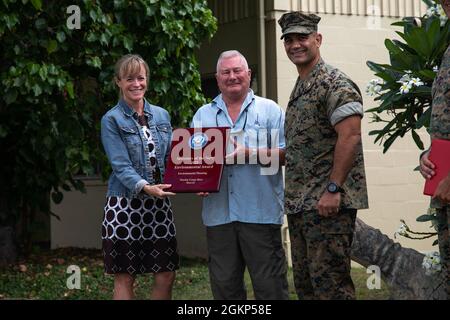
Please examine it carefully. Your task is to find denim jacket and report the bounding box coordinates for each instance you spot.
[101,99,172,198]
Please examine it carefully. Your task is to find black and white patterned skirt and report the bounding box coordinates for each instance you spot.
[102,196,179,275]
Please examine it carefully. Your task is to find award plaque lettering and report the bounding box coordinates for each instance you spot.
[163,127,229,192]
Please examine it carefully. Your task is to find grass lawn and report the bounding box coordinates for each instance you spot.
[0,248,390,300]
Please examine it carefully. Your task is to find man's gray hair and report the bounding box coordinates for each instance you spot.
[216,50,249,73]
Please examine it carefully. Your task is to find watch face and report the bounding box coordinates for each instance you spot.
[328,183,338,193]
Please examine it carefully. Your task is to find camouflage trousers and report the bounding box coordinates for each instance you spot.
[287,209,357,300]
[437,206,449,298]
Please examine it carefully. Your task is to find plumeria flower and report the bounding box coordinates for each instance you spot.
[399,82,412,95]
[399,71,412,83]
[426,6,438,17]
[422,251,441,275]
[433,66,439,73]
[366,79,383,96]
[368,79,382,85]
[426,4,449,26]
[409,77,424,87]
[436,4,449,26]
[394,223,408,238]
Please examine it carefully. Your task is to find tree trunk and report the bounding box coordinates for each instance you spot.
[351,218,446,300]
[0,226,17,267]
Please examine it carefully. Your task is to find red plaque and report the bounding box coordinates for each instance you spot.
[163,127,229,193]
[423,139,450,196]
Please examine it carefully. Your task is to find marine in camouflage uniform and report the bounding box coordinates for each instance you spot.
[278,12,368,299]
[429,43,450,298]
[419,0,450,299]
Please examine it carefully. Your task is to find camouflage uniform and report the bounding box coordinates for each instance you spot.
[429,44,450,297]
[279,12,368,300]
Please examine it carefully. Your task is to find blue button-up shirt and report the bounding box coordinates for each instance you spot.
[191,90,285,226]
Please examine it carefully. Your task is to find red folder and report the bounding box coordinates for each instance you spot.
[423,139,450,196]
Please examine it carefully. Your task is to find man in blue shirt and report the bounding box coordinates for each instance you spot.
[191,50,289,300]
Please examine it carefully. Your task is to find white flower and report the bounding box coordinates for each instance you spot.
[422,251,441,275]
[394,223,408,238]
[438,6,448,26]
[366,79,383,96]
[409,77,424,87]
[369,79,382,85]
[399,72,412,83]
[433,65,439,73]
[399,82,412,95]
[426,6,438,18]
[426,4,449,26]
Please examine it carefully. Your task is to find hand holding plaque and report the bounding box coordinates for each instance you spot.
[163,127,229,192]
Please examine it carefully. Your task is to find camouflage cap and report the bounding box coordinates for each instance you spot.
[278,12,321,39]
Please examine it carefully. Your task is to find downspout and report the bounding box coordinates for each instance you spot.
[257,0,267,97]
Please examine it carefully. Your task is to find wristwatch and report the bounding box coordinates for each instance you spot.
[326,181,344,194]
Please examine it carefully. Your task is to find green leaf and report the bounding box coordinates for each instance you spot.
[87,56,102,69]
[383,134,398,153]
[391,21,406,27]
[81,149,89,161]
[30,0,42,10]
[411,130,424,150]
[422,0,435,6]
[29,63,40,75]
[72,179,86,193]
[4,14,20,30]
[415,107,432,129]
[51,191,63,204]
[56,31,66,43]
[56,78,65,88]
[89,10,97,22]
[413,86,432,96]
[418,69,437,80]
[385,39,402,55]
[416,214,433,222]
[35,18,45,29]
[32,84,42,96]
[407,28,432,58]
[4,89,18,104]
[86,32,97,42]
[65,82,74,99]
[100,33,108,45]
[0,125,8,138]
[38,65,48,80]
[123,36,133,51]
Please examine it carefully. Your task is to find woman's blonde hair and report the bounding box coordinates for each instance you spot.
[114,54,150,97]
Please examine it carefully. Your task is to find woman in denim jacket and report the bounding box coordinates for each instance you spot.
[100,54,178,300]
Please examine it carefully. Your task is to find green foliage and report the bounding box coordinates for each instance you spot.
[0,0,217,250]
[366,2,449,153]
[367,1,448,245]
[0,248,390,300]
